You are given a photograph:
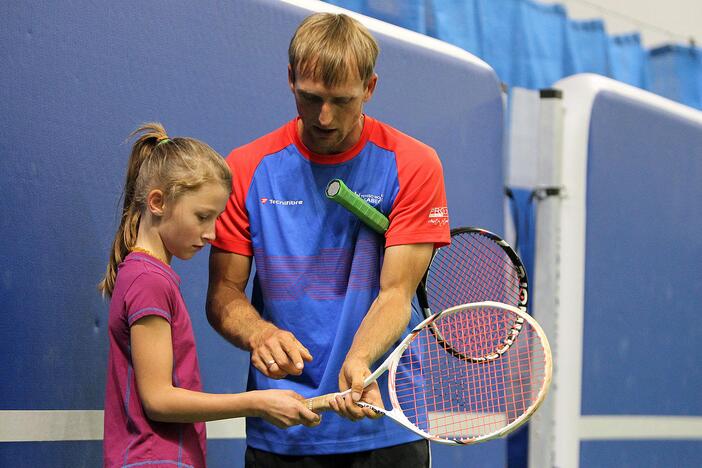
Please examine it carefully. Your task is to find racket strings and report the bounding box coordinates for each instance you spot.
[427,233,523,314]
[393,305,548,443]
[424,232,526,361]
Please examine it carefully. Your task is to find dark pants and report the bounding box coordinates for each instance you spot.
[245,439,430,468]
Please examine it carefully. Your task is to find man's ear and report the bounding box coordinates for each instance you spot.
[288,64,296,93]
[363,73,378,102]
[146,189,166,217]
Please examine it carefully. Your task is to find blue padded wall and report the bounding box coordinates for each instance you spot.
[580,90,702,465]
[0,0,504,466]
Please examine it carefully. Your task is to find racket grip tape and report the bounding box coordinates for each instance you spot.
[325,179,389,234]
[305,392,339,413]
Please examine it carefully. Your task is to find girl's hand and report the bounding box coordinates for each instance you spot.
[251,390,321,428]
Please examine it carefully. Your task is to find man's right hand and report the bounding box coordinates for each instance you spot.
[249,324,313,378]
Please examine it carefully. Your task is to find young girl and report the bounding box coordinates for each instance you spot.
[99,123,320,468]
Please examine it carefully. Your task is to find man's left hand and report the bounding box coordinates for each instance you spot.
[329,358,384,421]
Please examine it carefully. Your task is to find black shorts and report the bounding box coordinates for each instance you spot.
[244,439,430,468]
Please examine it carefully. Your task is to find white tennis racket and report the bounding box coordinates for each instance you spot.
[305,301,552,445]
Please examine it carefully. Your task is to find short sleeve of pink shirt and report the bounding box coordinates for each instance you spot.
[124,270,174,326]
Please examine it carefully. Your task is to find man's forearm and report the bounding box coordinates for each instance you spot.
[345,288,411,367]
[344,243,433,368]
[206,286,274,351]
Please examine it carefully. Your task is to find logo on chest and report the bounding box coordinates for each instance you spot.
[358,193,383,207]
[260,197,304,206]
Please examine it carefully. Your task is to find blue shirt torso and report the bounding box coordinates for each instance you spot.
[244,141,422,455]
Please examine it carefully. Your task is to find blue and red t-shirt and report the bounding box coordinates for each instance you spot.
[213,115,450,455]
[103,253,207,468]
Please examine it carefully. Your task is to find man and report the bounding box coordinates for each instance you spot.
[207,12,450,467]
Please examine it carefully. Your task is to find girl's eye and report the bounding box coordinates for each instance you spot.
[197,214,209,221]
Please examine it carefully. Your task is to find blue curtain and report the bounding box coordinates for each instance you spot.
[324,0,701,111]
[326,0,428,33]
[608,33,650,88]
[475,0,521,85]
[513,1,569,89]
[649,45,702,110]
[427,0,480,56]
[504,186,537,468]
[566,19,610,76]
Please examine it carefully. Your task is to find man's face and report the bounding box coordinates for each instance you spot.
[289,66,376,155]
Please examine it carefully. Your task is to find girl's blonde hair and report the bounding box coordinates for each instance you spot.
[288,13,379,87]
[99,122,231,297]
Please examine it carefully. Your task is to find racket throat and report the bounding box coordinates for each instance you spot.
[355,401,387,416]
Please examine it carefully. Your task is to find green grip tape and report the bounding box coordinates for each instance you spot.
[325,179,389,234]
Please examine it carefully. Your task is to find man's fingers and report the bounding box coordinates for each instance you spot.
[298,343,313,362]
[251,355,272,375]
[280,340,306,371]
[251,354,288,379]
[269,343,292,369]
[264,332,313,374]
[362,405,383,419]
[351,375,365,402]
[341,393,366,420]
[252,340,300,375]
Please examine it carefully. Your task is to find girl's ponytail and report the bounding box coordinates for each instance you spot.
[98,123,169,297]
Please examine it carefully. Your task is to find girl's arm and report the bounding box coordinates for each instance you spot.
[130,315,320,428]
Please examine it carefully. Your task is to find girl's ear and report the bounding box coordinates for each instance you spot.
[146,189,166,217]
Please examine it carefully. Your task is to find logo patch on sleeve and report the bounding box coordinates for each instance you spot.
[428,206,449,226]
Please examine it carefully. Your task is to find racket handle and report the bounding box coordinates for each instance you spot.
[325,179,389,234]
[305,390,349,412]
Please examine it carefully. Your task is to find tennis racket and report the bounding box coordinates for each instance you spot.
[325,179,528,362]
[305,301,552,445]
[416,227,528,362]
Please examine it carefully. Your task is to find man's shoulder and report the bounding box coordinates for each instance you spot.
[226,120,295,163]
[368,117,437,158]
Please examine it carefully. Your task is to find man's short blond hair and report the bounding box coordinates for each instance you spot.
[288,13,379,86]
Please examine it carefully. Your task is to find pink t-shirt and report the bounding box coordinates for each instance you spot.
[103,253,206,468]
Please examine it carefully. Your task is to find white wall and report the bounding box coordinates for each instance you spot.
[549,0,702,48]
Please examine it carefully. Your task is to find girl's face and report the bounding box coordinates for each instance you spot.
[158,181,229,261]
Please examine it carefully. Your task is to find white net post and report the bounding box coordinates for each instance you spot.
[528,89,564,468]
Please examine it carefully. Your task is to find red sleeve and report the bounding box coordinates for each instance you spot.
[124,273,174,326]
[212,123,292,256]
[384,138,450,249]
[212,148,257,256]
